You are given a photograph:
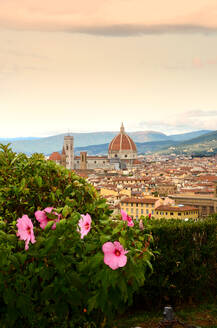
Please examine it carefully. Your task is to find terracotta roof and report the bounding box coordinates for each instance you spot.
[108,133,137,152]
[133,159,142,164]
[121,197,156,204]
[155,205,198,212]
[49,152,62,161]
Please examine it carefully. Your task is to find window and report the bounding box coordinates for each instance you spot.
[160,212,164,215]
[77,161,79,164]
[94,161,97,164]
[170,212,174,216]
[166,212,168,215]
[115,154,118,158]
[141,209,143,214]
[152,210,154,215]
[136,203,138,207]
[136,209,138,214]
[125,155,127,158]
[146,209,149,214]
[178,213,181,216]
[131,208,133,214]
[126,208,128,212]
[156,212,158,214]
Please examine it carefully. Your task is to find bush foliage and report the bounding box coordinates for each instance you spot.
[0,144,153,328]
[139,218,217,307]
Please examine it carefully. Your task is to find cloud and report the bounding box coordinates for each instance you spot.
[139,110,217,133]
[65,24,217,37]
[2,23,217,37]
[0,1,217,36]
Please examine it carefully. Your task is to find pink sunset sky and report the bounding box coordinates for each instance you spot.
[0,0,217,137]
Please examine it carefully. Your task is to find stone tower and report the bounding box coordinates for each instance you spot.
[63,135,74,170]
[80,152,87,170]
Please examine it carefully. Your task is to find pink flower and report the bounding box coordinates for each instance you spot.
[35,207,60,230]
[121,210,134,227]
[78,213,92,239]
[16,215,36,250]
[102,241,128,270]
[148,213,151,219]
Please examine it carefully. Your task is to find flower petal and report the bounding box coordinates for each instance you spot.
[104,254,119,270]
[102,242,115,254]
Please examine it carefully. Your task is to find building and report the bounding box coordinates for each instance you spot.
[49,124,140,170]
[120,197,199,220]
[74,153,110,170]
[169,194,217,217]
[108,123,138,167]
[157,183,177,196]
[120,197,157,219]
[154,205,199,219]
[61,135,74,170]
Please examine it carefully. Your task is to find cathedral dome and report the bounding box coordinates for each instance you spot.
[108,123,137,160]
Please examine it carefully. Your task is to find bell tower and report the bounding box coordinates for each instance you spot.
[63,135,74,170]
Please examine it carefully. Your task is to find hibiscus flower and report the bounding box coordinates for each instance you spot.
[102,241,128,270]
[35,207,60,230]
[121,209,134,227]
[16,215,36,250]
[78,213,92,239]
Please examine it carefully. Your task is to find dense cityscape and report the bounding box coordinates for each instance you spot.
[49,124,217,220]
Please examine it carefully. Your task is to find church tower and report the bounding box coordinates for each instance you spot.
[63,135,74,170]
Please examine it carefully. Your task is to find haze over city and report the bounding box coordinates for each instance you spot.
[1,0,217,137]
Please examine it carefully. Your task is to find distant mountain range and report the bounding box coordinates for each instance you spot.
[157,130,217,156]
[0,130,213,156]
[74,140,177,156]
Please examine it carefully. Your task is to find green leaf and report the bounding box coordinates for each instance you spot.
[44,221,54,232]
[19,178,26,191]
[119,237,126,247]
[62,205,71,217]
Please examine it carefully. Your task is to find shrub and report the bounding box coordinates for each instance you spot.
[0,145,153,328]
[137,218,217,308]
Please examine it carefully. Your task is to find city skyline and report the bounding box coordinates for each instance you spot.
[1,0,217,137]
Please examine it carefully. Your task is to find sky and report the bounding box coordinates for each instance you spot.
[1,0,217,137]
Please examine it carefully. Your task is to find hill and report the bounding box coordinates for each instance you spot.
[167,130,211,142]
[0,130,212,155]
[74,140,178,156]
[158,130,217,156]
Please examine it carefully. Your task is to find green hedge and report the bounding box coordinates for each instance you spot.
[137,218,217,307]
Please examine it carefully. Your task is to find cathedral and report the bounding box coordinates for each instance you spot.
[49,123,140,170]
